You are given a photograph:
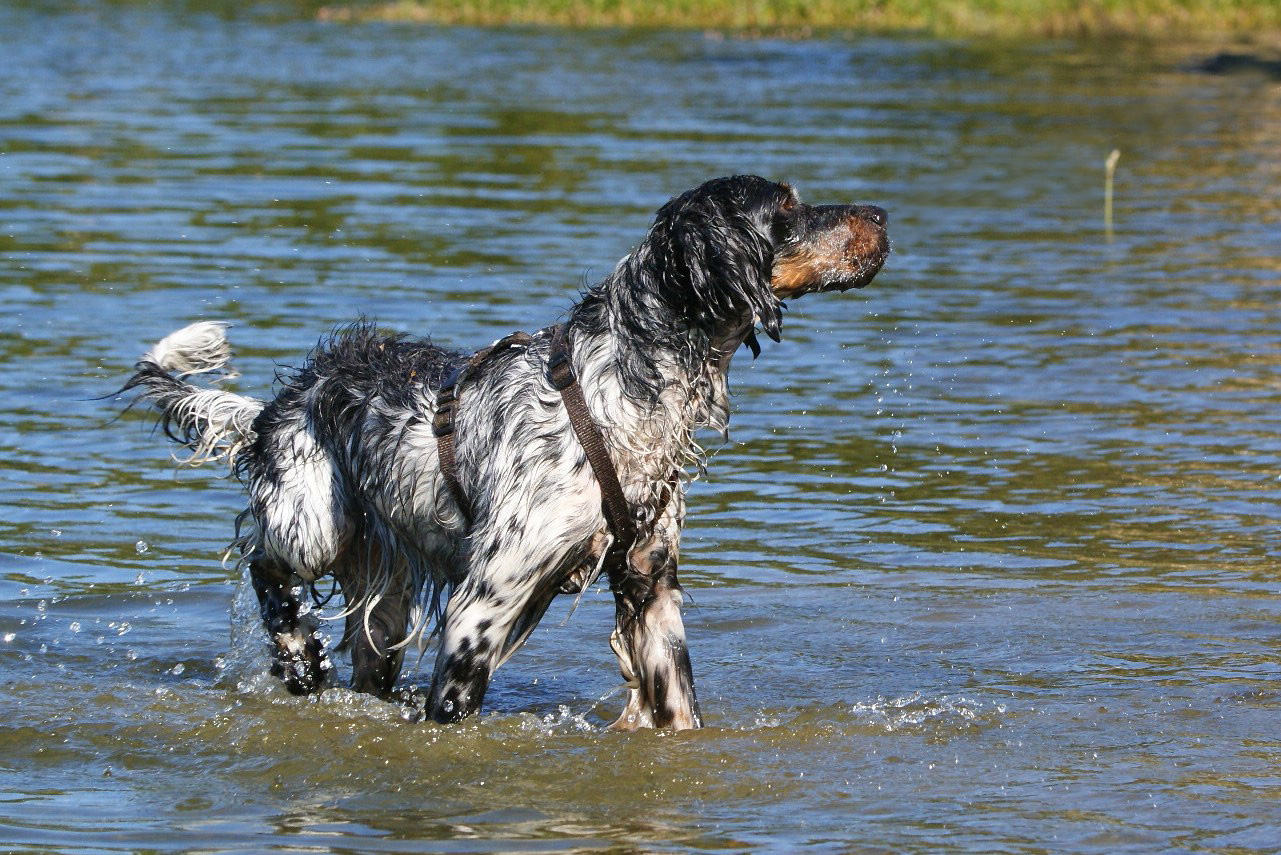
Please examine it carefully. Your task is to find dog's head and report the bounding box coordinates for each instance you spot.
[644,175,889,342]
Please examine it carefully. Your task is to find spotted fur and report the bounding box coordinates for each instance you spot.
[121,175,889,728]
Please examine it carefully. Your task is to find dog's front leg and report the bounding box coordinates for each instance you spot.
[423,577,503,722]
[424,535,562,723]
[609,510,703,731]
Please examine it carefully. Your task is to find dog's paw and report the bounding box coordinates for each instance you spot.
[270,630,331,696]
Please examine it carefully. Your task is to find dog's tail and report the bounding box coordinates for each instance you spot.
[123,322,264,469]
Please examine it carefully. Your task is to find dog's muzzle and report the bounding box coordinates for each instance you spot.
[771,204,890,297]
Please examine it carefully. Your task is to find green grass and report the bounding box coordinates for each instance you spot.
[317,0,1281,38]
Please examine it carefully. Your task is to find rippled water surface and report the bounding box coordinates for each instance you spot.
[3,3,1281,852]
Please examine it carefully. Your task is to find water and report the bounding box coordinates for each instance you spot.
[3,3,1281,851]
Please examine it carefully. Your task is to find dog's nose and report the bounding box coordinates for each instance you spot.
[855,205,888,227]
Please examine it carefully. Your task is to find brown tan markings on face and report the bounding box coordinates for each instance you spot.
[770,208,888,298]
[771,248,826,298]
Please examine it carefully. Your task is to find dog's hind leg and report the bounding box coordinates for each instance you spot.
[608,500,703,731]
[249,557,330,695]
[336,560,415,698]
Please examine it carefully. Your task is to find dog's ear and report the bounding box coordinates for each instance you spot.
[648,191,783,342]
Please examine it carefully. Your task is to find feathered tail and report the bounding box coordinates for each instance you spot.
[123,322,263,469]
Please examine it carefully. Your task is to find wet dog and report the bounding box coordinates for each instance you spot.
[123,175,889,728]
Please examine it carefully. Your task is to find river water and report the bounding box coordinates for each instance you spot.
[2,3,1280,852]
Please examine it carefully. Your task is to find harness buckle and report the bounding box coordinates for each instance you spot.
[432,385,457,437]
[547,348,575,391]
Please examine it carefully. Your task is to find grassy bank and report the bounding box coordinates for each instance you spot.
[317,0,1281,38]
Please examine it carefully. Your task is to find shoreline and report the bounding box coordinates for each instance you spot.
[316,1,1281,40]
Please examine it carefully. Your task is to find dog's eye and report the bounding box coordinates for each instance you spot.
[773,194,802,242]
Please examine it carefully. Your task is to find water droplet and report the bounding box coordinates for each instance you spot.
[69,621,82,633]
[171,663,185,676]
[135,540,149,554]
[50,529,62,537]
[2,632,14,643]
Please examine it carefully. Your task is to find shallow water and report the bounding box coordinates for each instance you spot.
[3,3,1281,852]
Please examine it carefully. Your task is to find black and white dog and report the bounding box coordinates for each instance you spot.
[124,175,889,729]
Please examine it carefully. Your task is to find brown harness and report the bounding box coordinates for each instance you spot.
[431,324,639,561]
[431,329,534,523]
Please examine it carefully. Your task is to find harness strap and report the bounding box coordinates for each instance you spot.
[547,324,637,550]
[432,386,469,519]
[432,331,534,524]
[432,325,641,574]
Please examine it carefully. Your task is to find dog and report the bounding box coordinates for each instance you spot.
[122,175,889,729]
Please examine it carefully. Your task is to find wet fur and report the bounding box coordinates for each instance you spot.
[121,175,889,728]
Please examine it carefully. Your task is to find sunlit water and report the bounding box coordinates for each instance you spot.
[3,3,1280,852]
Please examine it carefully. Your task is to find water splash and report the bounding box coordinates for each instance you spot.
[223,569,277,693]
[849,692,1008,733]
[517,705,599,735]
